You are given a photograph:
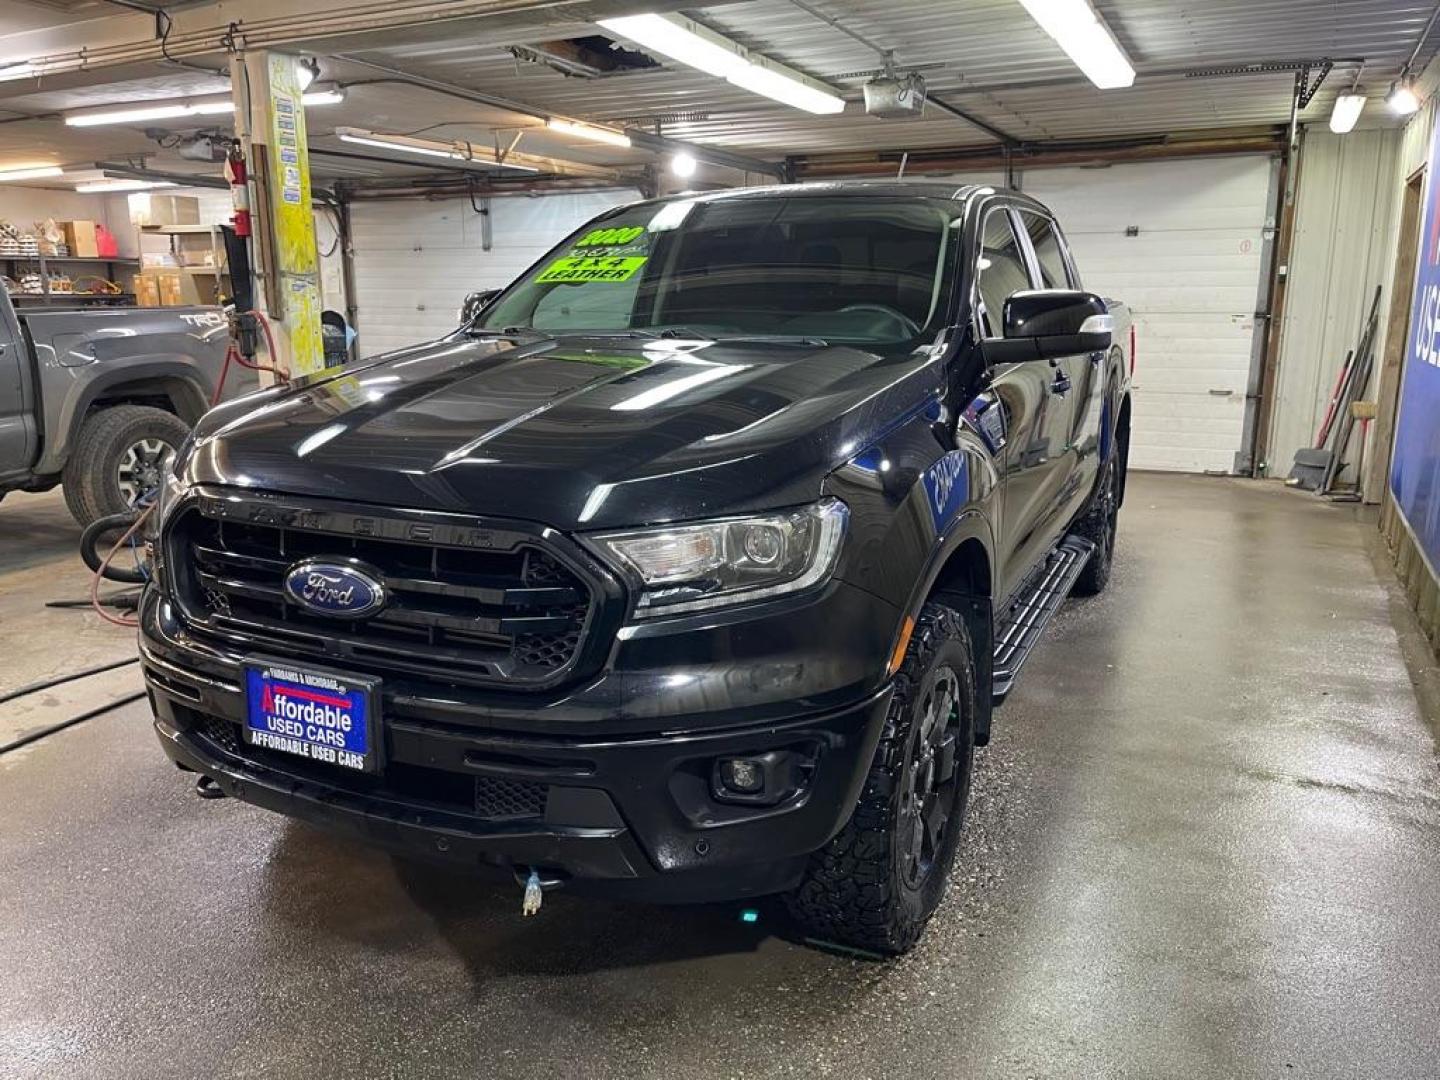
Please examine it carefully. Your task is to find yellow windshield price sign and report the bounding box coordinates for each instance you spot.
[537,256,647,283]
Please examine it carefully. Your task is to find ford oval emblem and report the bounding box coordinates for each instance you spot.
[282,559,387,619]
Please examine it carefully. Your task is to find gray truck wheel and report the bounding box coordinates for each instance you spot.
[785,602,976,956]
[62,405,190,527]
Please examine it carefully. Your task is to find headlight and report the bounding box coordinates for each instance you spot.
[588,499,848,617]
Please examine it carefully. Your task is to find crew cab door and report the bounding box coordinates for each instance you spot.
[0,292,36,479]
[973,206,1078,602]
[1015,210,1103,527]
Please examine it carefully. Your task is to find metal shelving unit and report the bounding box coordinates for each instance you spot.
[138,224,230,304]
[2,253,141,305]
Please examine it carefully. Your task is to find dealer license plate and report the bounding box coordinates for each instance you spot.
[242,661,380,773]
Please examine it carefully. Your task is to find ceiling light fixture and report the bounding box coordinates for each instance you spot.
[546,118,632,148]
[1015,0,1136,89]
[65,88,345,127]
[1387,75,1421,115]
[74,179,177,193]
[67,102,197,127]
[0,60,39,82]
[302,86,346,108]
[0,165,64,182]
[334,128,540,171]
[670,151,697,178]
[1329,90,1366,133]
[598,13,844,115]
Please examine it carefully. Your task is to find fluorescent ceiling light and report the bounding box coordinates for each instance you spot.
[729,61,845,115]
[0,165,63,182]
[546,118,632,148]
[67,103,192,126]
[335,128,540,171]
[66,87,342,128]
[0,60,39,82]
[1016,0,1135,89]
[1329,92,1366,134]
[302,86,346,107]
[66,97,229,127]
[1388,78,1421,116]
[337,130,455,158]
[75,179,177,193]
[598,12,845,115]
[599,14,747,78]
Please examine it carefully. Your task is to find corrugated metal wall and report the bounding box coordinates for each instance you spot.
[349,189,639,358]
[1268,129,1401,474]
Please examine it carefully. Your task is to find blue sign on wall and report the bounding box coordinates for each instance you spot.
[1392,119,1440,570]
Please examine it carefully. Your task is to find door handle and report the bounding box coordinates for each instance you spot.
[1051,371,1072,396]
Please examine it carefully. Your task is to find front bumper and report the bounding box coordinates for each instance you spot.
[141,590,893,902]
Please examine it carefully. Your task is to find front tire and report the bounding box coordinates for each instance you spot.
[786,602,977,955]
[62,405,190,527]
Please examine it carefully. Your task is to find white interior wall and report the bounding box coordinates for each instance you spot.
[1269,128,1402,475]
[0,186,126,241]
[348,189,640,358]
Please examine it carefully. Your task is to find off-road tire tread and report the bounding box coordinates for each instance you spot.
[785,603,976,955]
[61,405,189,527]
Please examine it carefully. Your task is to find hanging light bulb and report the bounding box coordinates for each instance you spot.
[1388,75,1421,116]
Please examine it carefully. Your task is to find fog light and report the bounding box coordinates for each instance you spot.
[719,757,765,794]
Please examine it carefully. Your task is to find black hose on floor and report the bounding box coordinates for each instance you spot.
[0,657,140,707]
[79,511,148,584]
[0,690,146,755]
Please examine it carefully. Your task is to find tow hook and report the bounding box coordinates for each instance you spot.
[515,867,564,916]
[522,870,543,916]
[195,775,226,800]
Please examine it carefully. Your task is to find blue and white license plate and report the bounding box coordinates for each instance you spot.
[242,661,380,773]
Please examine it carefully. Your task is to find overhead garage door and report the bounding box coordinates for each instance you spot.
[350,189,639,359]
[1023,157,1276,473]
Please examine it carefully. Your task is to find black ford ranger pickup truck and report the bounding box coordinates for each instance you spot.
[140,182,1131,955]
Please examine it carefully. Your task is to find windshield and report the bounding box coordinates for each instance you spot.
[479,196,961,351]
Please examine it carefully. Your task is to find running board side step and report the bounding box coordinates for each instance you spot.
[992,535,1096,704]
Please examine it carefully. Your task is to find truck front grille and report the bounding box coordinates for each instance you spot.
[166,492,607,689]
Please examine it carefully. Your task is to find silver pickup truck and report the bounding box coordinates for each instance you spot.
[0,288,252,525]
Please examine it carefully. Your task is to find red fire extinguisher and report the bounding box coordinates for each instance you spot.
[225,140,250,239]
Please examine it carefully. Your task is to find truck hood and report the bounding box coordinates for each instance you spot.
[184,333,941,530]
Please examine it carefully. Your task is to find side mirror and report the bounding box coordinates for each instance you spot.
[459,289,501,326]
[982,290,1112,364]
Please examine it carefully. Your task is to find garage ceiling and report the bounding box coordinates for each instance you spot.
[0,0,1437,184]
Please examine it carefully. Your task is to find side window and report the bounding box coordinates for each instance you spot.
[976,210,1031,337]
[1020,213,1075,289]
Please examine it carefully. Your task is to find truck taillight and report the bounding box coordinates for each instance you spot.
[1129,323,1136,377]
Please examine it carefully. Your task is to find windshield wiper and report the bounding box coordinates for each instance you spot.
[465,325,553,342]
[712,334,829,348]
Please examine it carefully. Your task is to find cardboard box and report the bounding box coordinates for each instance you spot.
[137,270,201,307]
[59,220,99,259]
[130,193,201,228]
[135,273,160,307]
[158,272,185,307]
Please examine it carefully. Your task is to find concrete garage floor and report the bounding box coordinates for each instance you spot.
[2,474,1438,1079]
